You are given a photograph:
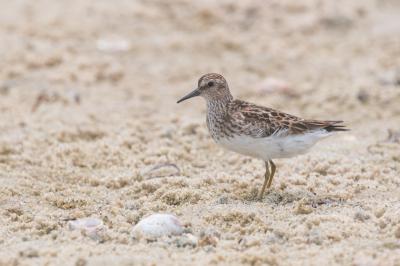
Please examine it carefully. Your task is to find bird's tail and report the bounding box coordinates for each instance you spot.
[305,120,349,132]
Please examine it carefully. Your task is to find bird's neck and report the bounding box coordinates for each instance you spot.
[206,97,233,140]
[206,96,233,116]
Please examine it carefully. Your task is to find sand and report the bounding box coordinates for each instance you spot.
[1,0,400,265]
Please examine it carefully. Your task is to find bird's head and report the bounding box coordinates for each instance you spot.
[177,73,233,103]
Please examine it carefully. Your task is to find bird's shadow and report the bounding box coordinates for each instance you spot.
[241,188,346,207]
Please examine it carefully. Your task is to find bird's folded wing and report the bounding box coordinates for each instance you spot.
[229,100,347,138]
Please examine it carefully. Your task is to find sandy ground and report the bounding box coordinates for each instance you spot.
[1,0,400,265]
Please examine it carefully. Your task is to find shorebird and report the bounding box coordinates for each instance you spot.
[177,73,348,199]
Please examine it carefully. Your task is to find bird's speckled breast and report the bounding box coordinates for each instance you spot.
[206,100,235,141]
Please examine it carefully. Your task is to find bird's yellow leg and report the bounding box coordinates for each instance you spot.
[267,160,276,188]
[258,161,270,199]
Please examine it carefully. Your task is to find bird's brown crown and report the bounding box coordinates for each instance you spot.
[198,73,226,86]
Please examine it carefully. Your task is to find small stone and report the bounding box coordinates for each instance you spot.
[294,200,313,215]
[132,213,183,240]
[185,233,198,246]
[395,226,400,239]
[378,69,400,86]
[379,220,387,229]
[357,90,369,103]
[198,229,220,247]
[238,236,261,249]
[67,90,81,104]
[354,211,370,222]
[386,129,400,143]
[383,241,400,250]
[307,229,323,245]
[374,208,386,218]
[181,122,200,135]
[319,15,353,29]
[215,196,229,204]
[19,248,39,258]
[75,258,87,266]
[175,233,198,248]
[0,82,11,95]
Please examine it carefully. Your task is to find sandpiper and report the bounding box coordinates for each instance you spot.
[177,73,348,199]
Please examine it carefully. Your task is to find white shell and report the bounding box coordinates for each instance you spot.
[132,213,183,240]
[68,218,104,240]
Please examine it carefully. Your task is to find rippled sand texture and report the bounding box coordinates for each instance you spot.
[1,0,400,265]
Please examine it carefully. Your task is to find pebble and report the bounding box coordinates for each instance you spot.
[395,226,400,239]
[96,37,131,52]
[174,233,198,248]
[319,15,353,29]
[354,211,370,222]
[386,129,400,143]
[68,218,104,241]
[378,69,400,86]
[374,207,386,218]
[294,200,313,215]
[357,90,369,103]
[19,248,39,258]
[132,213,184,240]
[198,229,220,247]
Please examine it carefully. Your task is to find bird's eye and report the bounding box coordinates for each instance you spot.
[207,81,214,87]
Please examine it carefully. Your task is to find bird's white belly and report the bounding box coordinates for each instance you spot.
[215,131,331,160]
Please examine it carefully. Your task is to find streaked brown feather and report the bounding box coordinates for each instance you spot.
[227,100,348,138]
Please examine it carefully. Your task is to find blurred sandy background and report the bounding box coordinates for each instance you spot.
[1,0,400,265]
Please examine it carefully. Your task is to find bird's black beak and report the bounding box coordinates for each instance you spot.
[177,88,200,103]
